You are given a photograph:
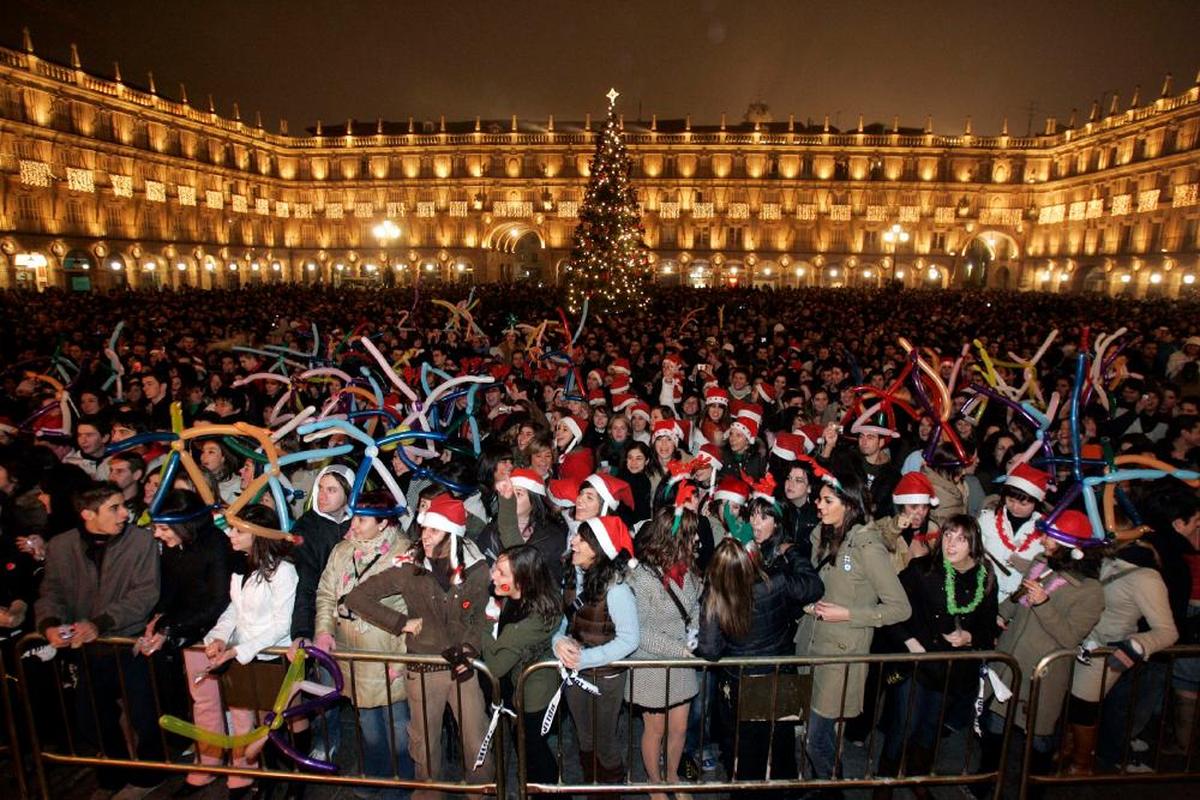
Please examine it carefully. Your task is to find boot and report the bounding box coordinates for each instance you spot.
[968,731,1004,800]
[1162,691,1197,755]
[872,752,899,800]
[577,749,596,800]
[594,761,626,800]
[1066,724,1097,776]
[902,744,934,800]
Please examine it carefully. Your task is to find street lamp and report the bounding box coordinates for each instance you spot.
[372,219,401,285]
[882,222,910,282]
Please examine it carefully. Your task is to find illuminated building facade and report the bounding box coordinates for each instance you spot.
[1,32,1198,296]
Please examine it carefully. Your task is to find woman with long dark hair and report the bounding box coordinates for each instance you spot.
[697,535,823,797]
[139,489,231,795]
[877,514,998,786]
[202,504,298,798]
[484,469,567,586]
[552,516,640,786]
[616,441,656,524]
[799,470,910,781]
[628,507,703,800]
[482,544,562,784]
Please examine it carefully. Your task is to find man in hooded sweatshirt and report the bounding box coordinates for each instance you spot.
[289,464,356,649]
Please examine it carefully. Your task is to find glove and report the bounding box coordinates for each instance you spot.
[1105,639,1145,674]
[442,643,479,683]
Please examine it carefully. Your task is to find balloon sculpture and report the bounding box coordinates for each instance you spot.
[159,644,344,773]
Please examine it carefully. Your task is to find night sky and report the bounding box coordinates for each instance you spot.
[7,0,1199,135]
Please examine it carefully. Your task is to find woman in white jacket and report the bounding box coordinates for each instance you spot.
[203,505,298,798]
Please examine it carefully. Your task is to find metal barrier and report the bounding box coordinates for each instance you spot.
[515,651,1023,800]
[9,634,503,800]
[0,637,30,799]
[1021,644,1200,800]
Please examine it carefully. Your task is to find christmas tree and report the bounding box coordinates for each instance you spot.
[562,88,650,313]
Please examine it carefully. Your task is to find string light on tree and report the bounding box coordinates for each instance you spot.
[562,88,650,313]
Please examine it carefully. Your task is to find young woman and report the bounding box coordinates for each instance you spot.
[197,440,242,505]
[555,416,595,484]
[652,421,682,475]
[877,515,998,784]
[700,387,731,447]
[697,535,823,796]
[616,441,656,524]
[312,492,414,796]
[630,403,653,445]
[482,544,562,784]
[139,490,231,795]
[345,494,494,794]
[976,513,1104,794]
[800,470,911,781]
[628,508,703,800]
[596,414,632,474]
[877,472,941,573]
[202,504,298,798]
[778,463,818,562]
[487,469,568,586]
[552,516,640,785]
[527,432,556,479]
[977,463,1050,601]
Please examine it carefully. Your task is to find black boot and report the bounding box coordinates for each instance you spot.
[969,731,1004,800]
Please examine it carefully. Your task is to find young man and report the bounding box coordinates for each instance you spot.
[107,452,148,520]
[63,415,111,480]
[35,481,162,797]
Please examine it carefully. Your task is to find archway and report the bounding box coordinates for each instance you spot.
[687,260,713,288]
[752,260,781,289]
[13,251,51,292]
[62,249,94,292]
[512,232,547,282]
[1074,263,1108,294]
[960,230,1021,290]
[657,259,682,287]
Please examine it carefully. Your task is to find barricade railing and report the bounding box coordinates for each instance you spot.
[1021,644,1200,800]
[0,636,30,799]
[9,634,503,800]
[515,651,1023,800]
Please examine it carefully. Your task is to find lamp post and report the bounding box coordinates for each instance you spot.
[372,219,400,286]
[881,222,910,283]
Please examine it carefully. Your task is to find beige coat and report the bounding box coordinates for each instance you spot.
[798,521,911,718]
[987,563,1104,736]
[924,466,967,530]
[876,514,939,574]
[1071,556,1178,702]
[314,528,411,707]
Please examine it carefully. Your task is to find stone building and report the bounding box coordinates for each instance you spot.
[1,31,1198,297]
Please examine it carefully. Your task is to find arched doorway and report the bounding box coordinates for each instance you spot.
[961,230,1020,289]
[687,260,712,288]
[657,260,682,287]
[484,222,547,282]
[62,249,94,292]
[13,251,51,291]
[1075,263,1108,294]
[752,260,781,289]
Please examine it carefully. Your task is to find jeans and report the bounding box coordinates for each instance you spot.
[1098,661,1167,764]
[355,700,414,799]
[309,662,343,762]
[805,711,840,779]
[684,671,717,758]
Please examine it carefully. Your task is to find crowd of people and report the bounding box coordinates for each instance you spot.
[0,282,1198,800]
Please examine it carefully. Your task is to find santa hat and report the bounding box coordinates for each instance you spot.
[559,415,588,450]
[1001,462,1050,501]
[704,386,729,407]
[584,473,634,513]
[584,515,635,563]
[612,392,637,413]
[609,358,631,376]
[771,431,809,461]
[629,401,651,422]
[713,475,750,506]
[652,419,680,442]
[698,443,724,472]
[729,400,763,425]
[586,388,607,408]
[418,494,468,582]
[586,369,605,386]
[796,424,824,454]
[729,414,759,443]
[662,353,684,372]
[510,467,546,496]
[1050,509,1093,557]
[749,473,777,502]
[675,418,692,444]
[608,374,631,395]
[892,472,940,507]
[755,383,777,404]
[547,477,580,509]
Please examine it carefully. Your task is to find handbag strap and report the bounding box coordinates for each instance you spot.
[645,565,692,627]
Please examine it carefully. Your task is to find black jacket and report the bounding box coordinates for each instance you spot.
[289,509,351,640]
[697,543,823,670]
[154,528,231,647]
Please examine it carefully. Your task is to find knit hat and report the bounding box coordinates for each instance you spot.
[584,515,635,562]
[583,473,634,513]
[713,474,750,506]
[510,467,546,496]
[1001,462,1050,501]
[418,494,468,582]
[547,477,580,509]
[770,431,809,461]
[892,472,940,507]
[704,386,730,407]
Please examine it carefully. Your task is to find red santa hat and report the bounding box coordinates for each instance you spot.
[629,401,651,422]
[586,388,607,408]
[729,400,763,425]
[584,515,635,562]
[558,415,588,450]
[652,419,680,442]
[547,477,580,509]
[770,431,809,461]
[608,374,632,395]
[892,472,940,507]
[755,383,777,404]
[698,443,724,472]
[583,473,635,513]
[662,353,684,372]
[586,369,606,386]
[1052,509,1094,553]
[796,424,824,454]
[510,467,546,496]
[713,474,750,506]
[705,386,730,407]
[1001,462,1050,501]
[729,414,759,443]
[609,358,631,376]
[611,392,637,413]
[417,494,468,582]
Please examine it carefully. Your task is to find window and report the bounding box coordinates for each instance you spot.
[727,227,743,249]
[931,232,947,252]
[696,227,711,249]
[863,230,880,252]
[660,224,677,246]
